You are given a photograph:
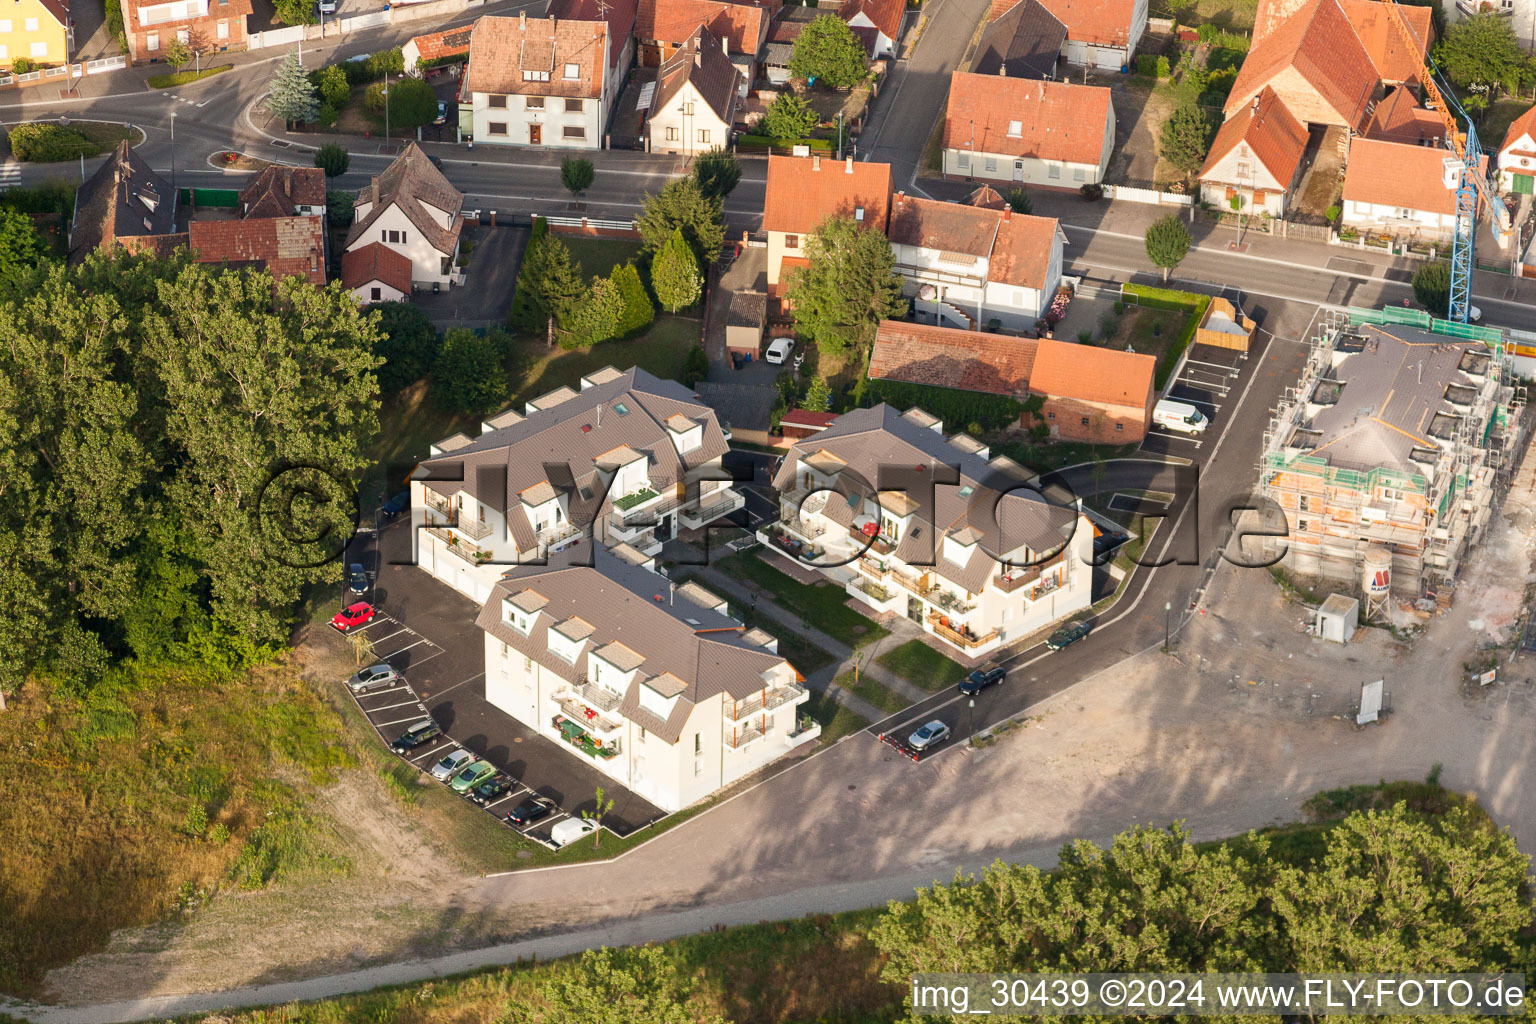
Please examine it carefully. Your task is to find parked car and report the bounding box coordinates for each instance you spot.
[908,720,951,751]
[433,101,448,124]
[390,718,441,753]
[347,662,400,694]
[764,337,795,365]
[470,773,516,805]
[378,491,409,520]
[507,795,556,826]
[1046,620,1093,651]
[330,601,375,633]
[344,52,372,63]
[551,817,597,847]
[348,562,368,595]
[958,666,1005,696]
[431,748,474,781]
[450,759,496,793]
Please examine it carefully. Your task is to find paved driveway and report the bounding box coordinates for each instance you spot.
[414,224,528,329]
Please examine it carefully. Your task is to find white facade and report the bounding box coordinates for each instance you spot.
[1199,142,1292,217]
[350,278,408,304]
[346,202,459,288]
[844,9,895,58]
[891,222,1064,330]
[943,111,1114,188]
[648,84,732,155]
[1498,127,1536,191]
[137,0,206,25]
[1059,0,1146,69]
[462,90,606,150]
[481,593,817,813]
[1340,198,1455,240]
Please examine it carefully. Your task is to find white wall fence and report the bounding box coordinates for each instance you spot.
[1104,183,1193,207]
[249,0,485,51]
[0,52,125,91]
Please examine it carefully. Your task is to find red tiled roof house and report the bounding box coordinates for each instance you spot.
[347,142,465,291]
[989,0,1146,70]
[343,242,414,303]
[841,0,905,59]
[120,0,251,63]
[762,153,892,298]
[887,192,1065,330]
[402,24,475,74]
[1198,86,1309,217]
[1498,105,1536,195]
[942,72,1114,189]
[635,0,773,81]
[1341,138,1485,241]
[645,27,741,155]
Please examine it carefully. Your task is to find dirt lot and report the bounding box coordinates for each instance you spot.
[36,433,1536,1009]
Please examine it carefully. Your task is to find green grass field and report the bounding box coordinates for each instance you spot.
[802,689,872,745]
[558,236,645,280]
[833,669,908,714]
[715,552,890,649]
[875,639,968,691]
[515,315,699,405]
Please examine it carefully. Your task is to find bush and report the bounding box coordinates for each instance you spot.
[1412,261,1451,314]
[7,123,101,163]
[761,94,819,140]
[1134,53,1157,76]
[682,345,709,387]
[560,276,627,349]
[314,142,349,178]
[326,188,355,229]
[857,377,1024,430]
[736,133,834,151]
[312,64,350,107]
[11,57,35,74]
[1080,182,1104,201]
[371,302,441,395]
[560,156,595,195]
[273,0,317,25]
[1155,55,1171,78]
[1005,188,1031,215]
[316,104,339,129]
[364,77,438,127]
[432,328,510,414]
[611,263,654,337]
[341,48,405,85]
[1324,204,1341,224]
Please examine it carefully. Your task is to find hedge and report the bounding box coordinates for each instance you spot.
[8,123,101,163]
[736,134,835,151]
[1122,284,1211,390]
[857,377,1025,431]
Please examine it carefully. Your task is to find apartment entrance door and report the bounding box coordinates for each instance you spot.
[907,596,924,624]
[529,123,542,145]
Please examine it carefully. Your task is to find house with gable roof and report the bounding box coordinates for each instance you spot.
[1198,86,1309,217]
[762,153,892,298]
[458,12,614,150]
[345,142,465,291]
[479,544,817,812]
[1497,105,1536,194]
[1340,137,1485,241]
[840,0,905,59]
[941,72,1114,188]
[635,0,773,81]
[410,365,745,603]
[645,26,741,155]
[988,0,1145,70]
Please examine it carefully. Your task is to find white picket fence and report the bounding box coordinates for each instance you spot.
[248,24,307,49]
[1105,183,1193,207]
[545,215,636,232]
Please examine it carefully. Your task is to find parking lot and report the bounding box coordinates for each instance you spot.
[1136,341,1252,460]
[337,526,666,842]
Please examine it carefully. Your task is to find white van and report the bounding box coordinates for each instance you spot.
[551,817,598,848]
[1153,399,1209,435]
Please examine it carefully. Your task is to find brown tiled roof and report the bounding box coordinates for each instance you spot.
[462,13,606,98]
[187,216,326,288]
[1031,338,1154,407]
[475,547,792,743]
[763,154,892,236]
[637,0,770,54]
[888,193,1000,257]
[549,0,638,66]
[342,241,413,295]
[1342,138,1481,216]
[869,321,1037,396]
[841,0,904,43]
[406,24,475,64]
[1199,85,1309,187]
[964,185,1009,209]
[122,0,249,16]
[779,409,839,428]
[988,211,1058,289]
[944,72,1112,165]
[1365,84,1445,146]
[1337,0,1431,82]
[69,142,177,263]
[1501,103,1536,154]
[990,0,1137,47]
[240,166,326,218]
[974,0,1066,78]
[651,26,741,123]
[349,142,464,257]
[1223,0,1379,131]
[34,0,67,28]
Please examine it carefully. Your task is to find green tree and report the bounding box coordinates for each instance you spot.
[560,157,595,195]
[789,14,869,89]
[370,301,440,394]
[1144,213,1191,282]
[432,328,509,414]
[562,276,626,348]
[582,787,615,849]
[510,230,586,335]
[1437,12,1530,94]
[364,76,438,128]
[314,63,350,107]
[785,215,906,354]
[681,344,710,387]
[313,142,350,178]
[0,206,51,296]
[803,375,832,412]
[273,0,317,25]
[163,37,192,72]
[268,49,319,126]
[1004,188,1032,215]
[635,177,725,262]
[760,94,819,140]
[650,227,702,313]
[1159,102,1217,174]
[691,147,742,201]
[326,188,356,229]
[611,263,654,336]
[504,947,728,1024]
[1412,260,1452,314]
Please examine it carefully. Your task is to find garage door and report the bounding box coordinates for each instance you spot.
[1514,173,1534,195]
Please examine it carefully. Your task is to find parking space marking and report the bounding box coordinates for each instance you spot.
[355,614,398,630]
[425,670,485,701]
[375,714,430,727]
[356,684,412,699]
[410,742,454,764]
[365,698,427,714]
[484,794,520,810]
[366,627,415,647]
[1183,357,1239,372]
[376,636,434,656]
[1164,393,1217,410]
[530,811,570,832]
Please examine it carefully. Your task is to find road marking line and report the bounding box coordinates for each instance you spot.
[410,743,454,764]
[367,698,426,713]
[375,714,431,727]
[365,626,414,645]
[354,685,412,699]
[427,671,485,700]
[484,794,519,809]
[376,637,433,658]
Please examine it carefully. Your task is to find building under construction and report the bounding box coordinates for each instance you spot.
[1259,309,1523,606]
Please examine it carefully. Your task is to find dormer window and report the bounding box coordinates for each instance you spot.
[564,62,579,79]
[1007,119,1022,137]
[504,602,531,635]
[522,69,550,82]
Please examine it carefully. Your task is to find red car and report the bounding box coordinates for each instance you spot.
[331,602,376,633]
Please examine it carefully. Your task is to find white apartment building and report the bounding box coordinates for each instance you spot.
[410,366,746,603]
[477,546,819,812]
[766,405,1095,657]
[458,12,613,150]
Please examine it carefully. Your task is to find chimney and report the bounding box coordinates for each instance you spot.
[845,157,853,174]
[1003,206,1011,221]
[999,62,1006,75]
[812,153,821,171]
[519,9,525,25]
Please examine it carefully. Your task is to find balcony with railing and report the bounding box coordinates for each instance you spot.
[858,555,890,578]
[553,715,622,759]
[853,577,893,604]
[573,677,623,712]
[426,527,494,566]
[681,488,746,529]
[725,719,771,749]
[926,612,999,650]
[553,693,624,735]
[725,682,806,721]
[538,521,583,553]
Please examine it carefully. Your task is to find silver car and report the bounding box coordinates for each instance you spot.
[347,663,401,694]
[908,720,951,751]
[431,748,474,782]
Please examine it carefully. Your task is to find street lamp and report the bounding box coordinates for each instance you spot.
[968,697,976,738]
[1164,601,1172,650]
[169,110,176,192]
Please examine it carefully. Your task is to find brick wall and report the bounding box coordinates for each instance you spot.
[1038,395,1149,443]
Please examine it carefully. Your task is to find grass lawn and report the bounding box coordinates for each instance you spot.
[72,119,137,149]
[802,688,872,745]
[833,669,908,714]
[996,439,1140,474]
[1478,97,1535,152]
[876,639,969,691]
[715,551,890,649]
[147,64,231,88]
[515,314,700,404]
[1118,306,1192,362]
[559,235,645,279]
[1151,0,1258,29]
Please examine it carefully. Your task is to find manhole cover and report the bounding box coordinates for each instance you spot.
[847,784,857,790]
[271,139,291,148]
[513,736,523,742]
